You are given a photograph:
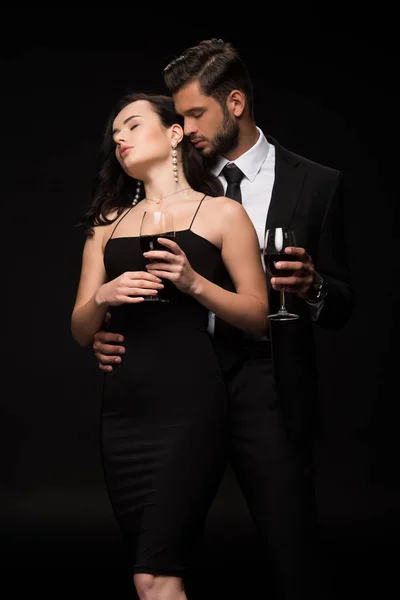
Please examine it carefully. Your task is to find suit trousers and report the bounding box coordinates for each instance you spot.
[220,347,331,599]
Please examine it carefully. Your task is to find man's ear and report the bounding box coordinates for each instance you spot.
[227,89,246,118]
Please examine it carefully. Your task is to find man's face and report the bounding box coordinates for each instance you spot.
[173,80,239,159]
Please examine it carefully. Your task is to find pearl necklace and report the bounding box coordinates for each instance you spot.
[132,186,191,207]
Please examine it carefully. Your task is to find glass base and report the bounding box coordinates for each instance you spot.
[268,310,299,321]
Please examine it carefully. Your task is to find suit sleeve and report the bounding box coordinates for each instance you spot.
[314,171,355,329]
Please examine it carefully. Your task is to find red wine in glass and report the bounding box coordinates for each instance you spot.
[263,227,299,321]
[265,253,297,278]
[140,231,175,253]
[139,211,175,303]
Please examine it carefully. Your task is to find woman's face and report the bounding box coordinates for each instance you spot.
[112,100,171,178]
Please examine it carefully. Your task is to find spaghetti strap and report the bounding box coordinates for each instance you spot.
[108,206,134,241]
[189,194,207,230]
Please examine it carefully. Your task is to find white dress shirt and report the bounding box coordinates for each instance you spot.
[207,128,323,334]
[212,127,275,249]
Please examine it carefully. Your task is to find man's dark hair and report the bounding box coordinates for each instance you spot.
[163,38,254,117]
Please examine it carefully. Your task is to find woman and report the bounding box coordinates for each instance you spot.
[71,92,269,599]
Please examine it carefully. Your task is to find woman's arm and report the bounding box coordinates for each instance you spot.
[71,226,166,347]
[146,198,269,336]
[71,228,110,347]
[191,199,269,335]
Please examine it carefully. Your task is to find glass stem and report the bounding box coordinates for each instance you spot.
[280,289,286,312]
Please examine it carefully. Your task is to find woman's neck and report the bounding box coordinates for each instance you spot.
[143,180,192,205]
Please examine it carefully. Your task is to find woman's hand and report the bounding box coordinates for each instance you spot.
[144,237,200,295]
[95,271,164,306]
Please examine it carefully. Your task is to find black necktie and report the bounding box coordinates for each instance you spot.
[213,163,245,345]
[222,163,244,203]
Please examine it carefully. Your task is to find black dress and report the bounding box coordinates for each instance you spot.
[101,196,228,576]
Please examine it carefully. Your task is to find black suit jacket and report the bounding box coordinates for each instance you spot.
[266,135,354,444]
[214,135,355,445]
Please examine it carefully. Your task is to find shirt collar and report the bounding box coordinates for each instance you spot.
[210,127,270,182]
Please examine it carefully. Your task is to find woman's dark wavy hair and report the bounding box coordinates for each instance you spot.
[79,92,223,236]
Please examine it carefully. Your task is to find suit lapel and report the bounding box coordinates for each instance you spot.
[265,136,306,235]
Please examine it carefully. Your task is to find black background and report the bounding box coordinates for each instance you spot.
[1,10,399,599]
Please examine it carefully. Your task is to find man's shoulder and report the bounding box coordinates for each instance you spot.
[267,134,342,181]
[290,148,341,179]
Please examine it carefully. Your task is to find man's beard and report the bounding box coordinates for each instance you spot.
[201,112,240,169]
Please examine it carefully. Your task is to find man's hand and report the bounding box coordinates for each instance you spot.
[270,246,320,300]
[93,312,125,373]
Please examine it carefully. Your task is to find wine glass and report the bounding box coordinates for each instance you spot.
[139,211,175,303]
[263,227,299,321]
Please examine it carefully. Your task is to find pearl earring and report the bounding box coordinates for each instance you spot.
[172,141,178,183]
[132,180,142,206]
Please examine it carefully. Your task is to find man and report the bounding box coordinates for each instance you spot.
[92,40,354,598]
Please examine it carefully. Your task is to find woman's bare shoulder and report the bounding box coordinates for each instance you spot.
[86,207,130,249]
[209,195,248,217]
[203,195,243,207]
